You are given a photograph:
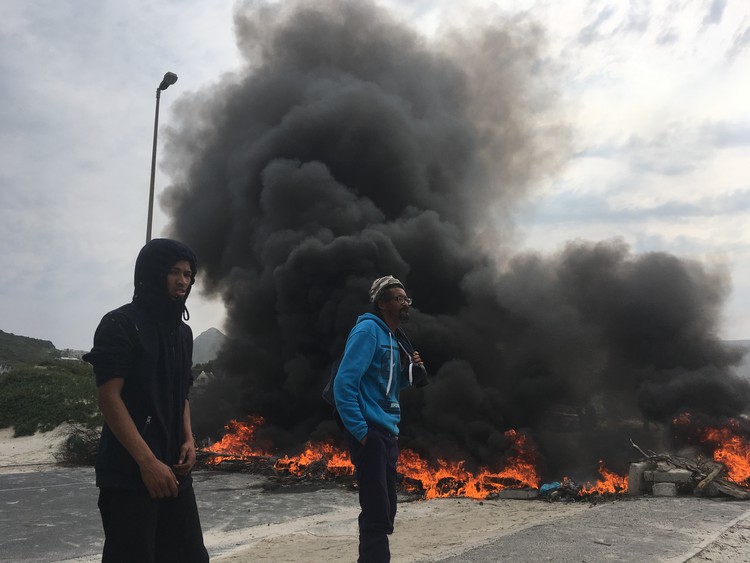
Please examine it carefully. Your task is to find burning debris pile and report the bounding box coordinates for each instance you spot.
[196,412,750,502]
[165,0,750,496]
[197,416,355,483]
[196,415,631,501]
[198,420,545,500]
[198,416,540,499]
[628,447,750,500]
[625,414,750,500]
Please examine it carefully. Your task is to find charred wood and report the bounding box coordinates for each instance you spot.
[629,439,750,500]
[696,466,723,491]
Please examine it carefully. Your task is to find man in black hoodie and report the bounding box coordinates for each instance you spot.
[84,239,209,563]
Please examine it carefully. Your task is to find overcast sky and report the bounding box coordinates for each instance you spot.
[1,0,749,351]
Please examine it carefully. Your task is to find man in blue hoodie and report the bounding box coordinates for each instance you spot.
[334,275,424,563]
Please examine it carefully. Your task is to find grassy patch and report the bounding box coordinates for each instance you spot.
[0,360,102,437]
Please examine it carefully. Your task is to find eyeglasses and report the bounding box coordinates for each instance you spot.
[391,295,413,306]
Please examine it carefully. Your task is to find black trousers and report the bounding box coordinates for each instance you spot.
[347,425,399,563]
[98,486,209,563]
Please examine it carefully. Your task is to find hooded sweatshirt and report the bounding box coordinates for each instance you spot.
[333,313,411,442]
[83,239,198,492]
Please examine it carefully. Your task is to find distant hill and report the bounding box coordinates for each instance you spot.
[0,329,57,365]
[0,326,226,367]
[193,327,226,365]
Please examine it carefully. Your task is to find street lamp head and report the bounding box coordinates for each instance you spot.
[158,72,178,91]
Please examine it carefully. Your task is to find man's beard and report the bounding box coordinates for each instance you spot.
[398,309,410,323]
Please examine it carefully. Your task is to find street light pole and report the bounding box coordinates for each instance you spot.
[146,71,178,243]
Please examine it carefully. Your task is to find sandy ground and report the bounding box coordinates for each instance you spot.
[210,497,588,562]
[687,510,750,562]
[4,427,750,563]
[0,426,68,472]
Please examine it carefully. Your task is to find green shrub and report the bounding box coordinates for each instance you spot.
[0,361,102,436]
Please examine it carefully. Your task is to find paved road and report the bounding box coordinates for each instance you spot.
[440,496,750,563]
[0,467,354,562]
[2,468,750,562]
[0,468,101,561]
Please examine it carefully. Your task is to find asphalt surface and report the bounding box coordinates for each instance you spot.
[2,467,750,562]
[0,467,352,562]
[440,496,750,563]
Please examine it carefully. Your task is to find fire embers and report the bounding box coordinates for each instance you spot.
[200,417,543,498]
[201,416,355,479]
[397,430,540,500]
[199,416,633,500]
[581,462,629,496]
[198,411,750,502]
[204,416,273,461]
[538,464,629,503]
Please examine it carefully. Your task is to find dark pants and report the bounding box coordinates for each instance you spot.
[98,486,209,563]
[347,425,399,563]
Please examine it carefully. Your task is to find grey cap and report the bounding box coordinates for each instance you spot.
[369,275,405,302]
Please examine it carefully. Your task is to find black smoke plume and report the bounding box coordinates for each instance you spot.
[162,0,750,479]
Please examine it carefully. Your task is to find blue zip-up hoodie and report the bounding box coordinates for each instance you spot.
[333,313,411,442]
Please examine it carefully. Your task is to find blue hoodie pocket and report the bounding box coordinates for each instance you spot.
[377,399,400,414]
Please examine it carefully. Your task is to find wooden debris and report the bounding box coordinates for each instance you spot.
[710,479,750,500]
[629,439,750,500]
[696,466,723,491]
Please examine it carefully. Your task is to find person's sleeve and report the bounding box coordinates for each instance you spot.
[82,313,136,387]
[333,327,377,442]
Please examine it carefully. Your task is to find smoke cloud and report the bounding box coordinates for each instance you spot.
[162,0,749,479]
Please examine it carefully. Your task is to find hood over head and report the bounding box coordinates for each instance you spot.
[133,238,198,320]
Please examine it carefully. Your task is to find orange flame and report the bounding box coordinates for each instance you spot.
[204,416,354,475]
[700,424,750,485]
[204,418,539,499]
[204,416,272,465]
[397,430,539,500]
[275,441,355,477]
[205,418,646,500]
[580,461,628,495]
[674,413,750,487]
[273,429,540,498]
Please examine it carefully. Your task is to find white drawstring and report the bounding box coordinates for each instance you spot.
[387,333,416,394]
[385,332,394,395]
[397,339,414,386]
